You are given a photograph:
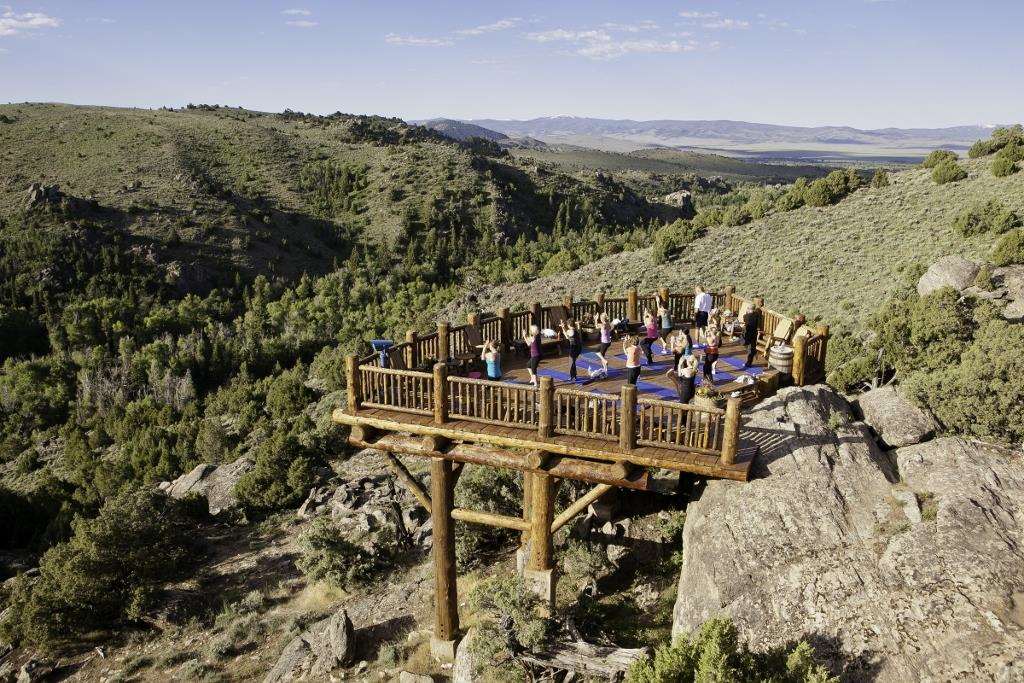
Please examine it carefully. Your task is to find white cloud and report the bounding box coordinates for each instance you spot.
[384,33,454,47]
[286,19,317,28]
[526,27,699,60]
[456,17,521,36]
[0,9,61,37]
[703,18,750,30]
[281,8,312,16]
[600,20,660,32]
[679,11,719,19]
[577,39,696,60]
[86,17,116,24]
[0,46,8,53]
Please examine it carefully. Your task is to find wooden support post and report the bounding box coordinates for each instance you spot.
[405,329,418,369]
[430,457,459,648]
[538,377,554,438]
[658,287,670,308]
[528,471,555,571]
[816,324,830,368]
[721,395,742,466]
[384,452,431,513]
[724,285,736,311]
[345,354,360,415]
[792,333,807,386]
[595,292,605,310]
[498,307,510,349]
[619,384,637,451]
[437,321,450,362]
[531,301,543,330]
[467,311,480,328]
[626,288,638,322]
[550,483,613,534]
[521,471,533,543]
[562,294,573,319]
[433,362,448,425]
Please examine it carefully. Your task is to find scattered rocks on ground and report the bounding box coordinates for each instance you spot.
[916,254,980,296]
[263,608,354,682]
[856,385,938,448]
[160,456,253,515]
[672,384,1024,682]
[398,672,434,683]
[296,450,432,553]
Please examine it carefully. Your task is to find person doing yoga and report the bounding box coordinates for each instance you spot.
[591,312,612,377]
[560,319,584,381]
[640,308,659,365]
[524,324,542,387]
[623,335,642,386]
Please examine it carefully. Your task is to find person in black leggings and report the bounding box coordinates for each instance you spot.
[561,320,584,381]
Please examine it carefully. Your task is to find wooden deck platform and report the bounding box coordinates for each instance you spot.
[487,329,776,400]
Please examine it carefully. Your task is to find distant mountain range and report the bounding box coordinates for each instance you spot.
[420,116,1004,162]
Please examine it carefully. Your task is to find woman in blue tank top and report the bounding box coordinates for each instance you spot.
[480,340,501,381]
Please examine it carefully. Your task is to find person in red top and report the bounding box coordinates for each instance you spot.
[640,308,659,365]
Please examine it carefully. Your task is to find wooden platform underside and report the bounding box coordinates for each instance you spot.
[334,408,757,482]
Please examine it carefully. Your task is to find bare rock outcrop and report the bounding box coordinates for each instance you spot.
[916,254,980,297]
[263,608,354,682]
[160,456,253,515]
[672,385,1024,682]
[856,385,938,448]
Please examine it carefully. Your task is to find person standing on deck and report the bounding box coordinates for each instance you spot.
[694,286,714,344]
[657,298,673,354]
[561,319,584,382]
[640,309,659,365]
[524,324,542,387]
[702,323,721,384]
[623,335,643,386]
[480,339,502,381]
[591,312,612,377]
[742,302,763,369]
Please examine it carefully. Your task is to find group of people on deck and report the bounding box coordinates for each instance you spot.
[481,286,764,405]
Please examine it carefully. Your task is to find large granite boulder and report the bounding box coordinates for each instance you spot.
[263,608,355,682]
[856,385,938,448]
[672,385,1024,682]
[162,456,253,515]
[452,627,482,683]
[917,255,980,297]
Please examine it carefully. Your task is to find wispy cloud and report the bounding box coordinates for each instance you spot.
[679,11,719,19]
[600,20,660,32]
[385,32,454,47]
[86,17,116,24]
[703,18,750,30]
[286,19,317,28]
[456,17,521,36]
[281,8,312,16]
[527,27,698,60]
[0,9,61,37]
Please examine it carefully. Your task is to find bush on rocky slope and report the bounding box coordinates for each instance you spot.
[627,618,836,683]
[932,158,968,184]
[0,488,194,645]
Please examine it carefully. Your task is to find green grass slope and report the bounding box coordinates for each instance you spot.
[0,103,680,288]
[443,157,1024,332]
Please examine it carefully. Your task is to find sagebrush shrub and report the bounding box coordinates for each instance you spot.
[651,220,704,265]
[931,159,967,184]
[922,149,958,168]
[992,155,1018,178]
[953,199,1021,237]
[991,229,1024,267]
[296,517,375,589]
[870,169,891,188]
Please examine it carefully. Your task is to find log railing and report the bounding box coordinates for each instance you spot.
[602,297,628,322]
[636,397,725,454]
[346,357,744,465]
[448,375,539,427]
[553,387,620,442]
[480,315,502,343]
[510,309,533,340]
[357,365,434,415]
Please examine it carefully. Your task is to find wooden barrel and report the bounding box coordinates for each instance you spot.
[768,344,794,375]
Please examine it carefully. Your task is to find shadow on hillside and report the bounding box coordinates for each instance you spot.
[352,614,416,662]
[797,632,887,682]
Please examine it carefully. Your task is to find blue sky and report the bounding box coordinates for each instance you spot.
[1,1,1021,128]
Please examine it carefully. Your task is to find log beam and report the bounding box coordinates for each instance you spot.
[452,508,530,531]
[550,483,614,534]
[383,452,431,513]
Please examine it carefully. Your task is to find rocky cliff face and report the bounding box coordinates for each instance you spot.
[672,385,1024,682]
